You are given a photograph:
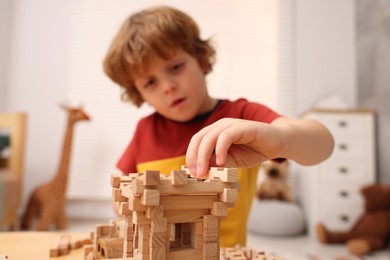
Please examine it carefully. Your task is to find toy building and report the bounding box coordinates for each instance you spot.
[83,167,284,260]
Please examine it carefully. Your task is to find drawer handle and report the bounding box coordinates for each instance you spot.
[338,120,348,128]
[339,190,349,198]
[338,143,348,151]
[339,167,349,174]
[339,215,349,223]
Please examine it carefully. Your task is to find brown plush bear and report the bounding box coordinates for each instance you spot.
[316,183,390,255]
[256,158,294,202]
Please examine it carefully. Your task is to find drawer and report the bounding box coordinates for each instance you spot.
[319,184,364,207]
[318,207,363,232]
[307,113,374,136]
[331,136,371,158]
[318,161,374,183]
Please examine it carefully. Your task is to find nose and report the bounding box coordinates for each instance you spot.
[268,168,279,178]
[161,76,177,94]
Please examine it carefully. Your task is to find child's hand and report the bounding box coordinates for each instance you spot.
[186,117,334,178]
[186,118,285,177]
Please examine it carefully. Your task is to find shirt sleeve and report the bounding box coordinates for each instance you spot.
[240,99,281,123]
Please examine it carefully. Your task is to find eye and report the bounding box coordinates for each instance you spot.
[171,62,184,73]
[143,78,155,89]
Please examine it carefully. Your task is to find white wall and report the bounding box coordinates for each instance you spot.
[2,0,356,220]
[296,0,357,113]
[0,0,13,111]
[3,0,78,217]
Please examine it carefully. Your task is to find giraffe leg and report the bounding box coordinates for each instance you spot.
[20,194,39,230]
[56,206,68,230]
[37,204,56,231]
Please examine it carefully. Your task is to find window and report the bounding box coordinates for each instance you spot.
[67,0,295,199]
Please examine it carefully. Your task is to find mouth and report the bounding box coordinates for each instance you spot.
[171,97,186,108]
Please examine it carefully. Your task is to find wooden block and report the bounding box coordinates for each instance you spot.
[203,228,219,242]
[96,224,113,237]
[111,173,135,188]
[208,167,238,183]
[121,185,133,198]
[49,235,62,257]
[167,248,201,260]
[111,173,121,188]
[143,170,160,186]
[150,247,166,260]
[119,202,132,215]
[71,238,91,249]
[169,170,188,186]
[49,235,71,257]
[160,195,218,211]
[164,209,208,224]
[135,252,149,260]
[131,178,144,195]
[132,179,223,195]
[123,239,134,258]
[211,202,228,217]
[128,195,147,211]
[191,221,203,235]
[190,234,203,249]
[151,218,167,233]
[202,242,218,257]
[133,211,151,225]
[181,165,194,177]
[58,235,71,255]
[83,244,94,257]
[146,205,164,219]
[203,215,219,230]
[219,188,238,203]
[112,188,127,202]
[141,189,160,206]
[138,237,150,254]
[96,237,123,259]
[149,232,166,248]
[124,215,134,240]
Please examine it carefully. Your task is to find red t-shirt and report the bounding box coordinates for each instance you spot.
[117,98,280,174]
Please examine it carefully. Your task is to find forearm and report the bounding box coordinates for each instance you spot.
[272,117,334,165]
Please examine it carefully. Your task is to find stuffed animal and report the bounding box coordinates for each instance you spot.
[316,183,390,255]
[256,158,294,202]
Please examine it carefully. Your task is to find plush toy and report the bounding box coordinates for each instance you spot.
[316,183,390,255]
[256,158,294,202]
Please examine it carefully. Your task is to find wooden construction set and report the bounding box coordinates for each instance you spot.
[49,166,284,259]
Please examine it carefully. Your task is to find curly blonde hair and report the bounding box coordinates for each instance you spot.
[103,6,216,107]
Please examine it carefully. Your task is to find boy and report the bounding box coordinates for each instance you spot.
[103,6,334,247]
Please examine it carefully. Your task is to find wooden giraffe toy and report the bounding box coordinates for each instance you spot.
[21,104,90,231]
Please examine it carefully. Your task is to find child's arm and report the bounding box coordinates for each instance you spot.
[186,117,334,177]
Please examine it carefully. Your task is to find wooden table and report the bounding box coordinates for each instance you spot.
[0,232,88,260]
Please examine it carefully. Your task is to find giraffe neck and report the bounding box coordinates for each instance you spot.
[53,117,76,187]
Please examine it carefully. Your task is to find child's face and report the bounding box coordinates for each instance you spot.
[133,49,215,122]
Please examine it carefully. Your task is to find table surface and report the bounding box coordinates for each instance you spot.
[0,231,88,260]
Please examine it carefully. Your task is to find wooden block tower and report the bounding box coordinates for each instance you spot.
[84,167,285,260]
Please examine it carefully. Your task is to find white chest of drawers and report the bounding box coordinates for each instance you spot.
[299,109,376,238]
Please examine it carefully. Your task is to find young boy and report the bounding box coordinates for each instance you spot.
[103,6,334,247]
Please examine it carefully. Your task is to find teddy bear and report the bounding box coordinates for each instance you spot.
[316,183,390,255]
[256,158,294,202]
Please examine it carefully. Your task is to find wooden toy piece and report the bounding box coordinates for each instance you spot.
[21,104,90,231]
[84,167,283,259]
[71,238,92,249]
[49,235,71,257]
[220,245,286,260]
[168,170,188,186]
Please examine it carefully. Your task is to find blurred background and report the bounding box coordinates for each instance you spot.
[0,0,389,257]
